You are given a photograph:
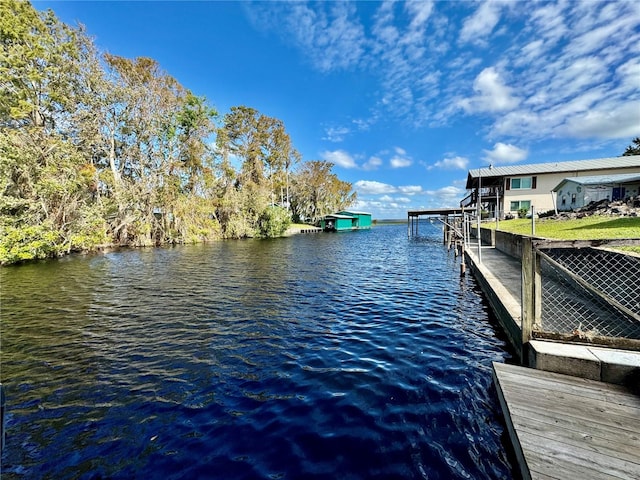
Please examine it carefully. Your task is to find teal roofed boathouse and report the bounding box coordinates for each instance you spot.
[320,211,372,232]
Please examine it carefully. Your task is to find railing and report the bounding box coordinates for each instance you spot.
[460,187,504,208]
[522,238,640,350]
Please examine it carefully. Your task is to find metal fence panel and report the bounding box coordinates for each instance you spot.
[537,247,640,341]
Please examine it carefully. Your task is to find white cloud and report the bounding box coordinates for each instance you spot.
[321,149,358,168]
[426,185,464,199]
[355,181,423,197]
[459,67,519,113]
[403,0,435,45]
[377,194,411,204]
[250,1,640,142]
[323,126,350,142]
[390,156,412,168]
[250,2,367,72]
[617,59,640,90]
[406,1,434,30]
[562,101,640,139]
[483,142,528,164]
[354,180,397,195]
[398,185,423,195]
[390,147,412,168]
[459,1,503,45]
[353,117,375,131]
[362,156,383,171]
[431,156,469,170]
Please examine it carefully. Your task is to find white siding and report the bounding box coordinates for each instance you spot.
[502,167,640,214]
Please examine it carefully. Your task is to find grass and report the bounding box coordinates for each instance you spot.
[487,215,640,253]
[488,215,640,239]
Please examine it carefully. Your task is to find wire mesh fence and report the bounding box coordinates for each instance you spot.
[534,244,640,343]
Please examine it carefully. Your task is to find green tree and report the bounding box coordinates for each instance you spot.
[257,206,291,238]
[0,0,107,263]
[290,160,356,224]
[96,54,218,246]
[622,137,640,156]
[0,0,83,130]
[215,106,299,237]
[0,2,359,262]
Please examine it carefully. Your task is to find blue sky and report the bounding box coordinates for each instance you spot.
[35,1,640,219]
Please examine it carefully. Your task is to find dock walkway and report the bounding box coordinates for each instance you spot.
[465,243,640,383]
[463,242,640,479]
[493,362,640,480]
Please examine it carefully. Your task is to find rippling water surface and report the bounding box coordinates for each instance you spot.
[1,224,514,479]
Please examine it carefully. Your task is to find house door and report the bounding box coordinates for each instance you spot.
[612,187,625,201]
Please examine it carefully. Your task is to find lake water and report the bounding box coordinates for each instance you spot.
[1,223,515,479]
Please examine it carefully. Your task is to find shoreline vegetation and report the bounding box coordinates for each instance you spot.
[0,1,356,266]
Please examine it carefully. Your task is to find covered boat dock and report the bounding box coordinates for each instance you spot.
[407,208,464,237]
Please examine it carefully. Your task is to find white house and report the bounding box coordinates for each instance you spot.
[552,173,640,211]
[461,156,640,217]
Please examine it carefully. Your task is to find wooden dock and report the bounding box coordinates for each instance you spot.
[493,362,640,480]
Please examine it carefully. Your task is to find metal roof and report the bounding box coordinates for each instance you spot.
[338,210,371,215]
[408,208,463,216]
[466,155,640,188]
[325,214,356,219]
[552,173,640,191]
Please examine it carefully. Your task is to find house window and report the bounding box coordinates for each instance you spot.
[571,193,576,204]
[510,176,536,190]
[510,200,531,211]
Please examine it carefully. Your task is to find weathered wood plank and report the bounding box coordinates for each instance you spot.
[501,382,640,423]
[492,365,531,480]
[493,362,640,480]
[496,363,640,407]
[504,400,640,449]
[515,416,640,464]
[523,440,624,480]
[519,431,635,480]
[497,366,640,428]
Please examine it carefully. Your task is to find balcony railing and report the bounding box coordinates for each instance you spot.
[460,187,503,208]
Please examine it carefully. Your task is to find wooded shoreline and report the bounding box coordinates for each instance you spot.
[0,1,356,265]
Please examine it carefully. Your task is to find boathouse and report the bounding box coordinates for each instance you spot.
[321,211,372,231]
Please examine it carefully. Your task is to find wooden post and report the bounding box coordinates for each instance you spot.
[443,216,448,244]
[521,237,540,365]
[531,206,536,236]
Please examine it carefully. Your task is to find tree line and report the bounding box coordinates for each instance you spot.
[0,0,356,264]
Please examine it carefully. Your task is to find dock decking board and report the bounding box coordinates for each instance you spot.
[492,362,640,480]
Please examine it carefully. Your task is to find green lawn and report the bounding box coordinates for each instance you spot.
[489,215,640,240]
